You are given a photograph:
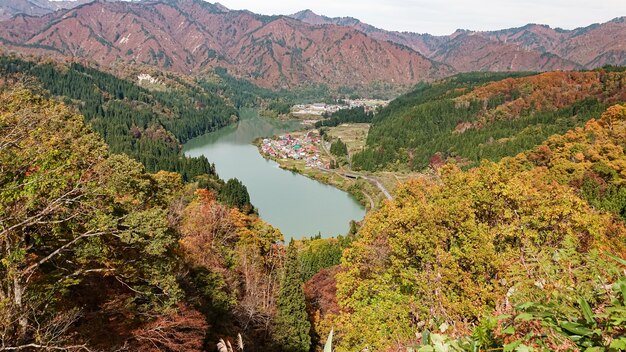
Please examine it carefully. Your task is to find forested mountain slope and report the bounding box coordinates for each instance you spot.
[319,104,626,351]
[0,55,237,182]
[4,83,626,352]
[353,69,626,171]
[0,88,294,351]
[0,0,451,89]
[3,59,626,352]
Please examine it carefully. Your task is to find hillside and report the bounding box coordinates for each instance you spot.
[0,88,294,351]
[3,3,626,351]
[3,72,626,352]
[290,10,626,71]
[320,104,626,351]
[352,69,626,171]
[0,0,451,89]
[0,55,237,182]
[428,31,583,72]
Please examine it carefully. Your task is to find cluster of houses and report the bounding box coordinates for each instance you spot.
[290,99,389,117]
[260,132,325,168]
[291,103,342,117]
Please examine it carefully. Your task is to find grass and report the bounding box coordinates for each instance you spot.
[326,123,369,156]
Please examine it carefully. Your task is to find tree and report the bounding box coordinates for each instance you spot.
[274,241,311,352]
[330,138,348,157]
[330,105,626,351]
[0,56,235,181]
[0,89,184,350]
[352,71,626,171]
[220,178,253,213]
[180,189,284,349]
[298,238,344,282]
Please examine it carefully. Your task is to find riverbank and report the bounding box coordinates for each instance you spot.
[254,123,416,211]
[184,108,366,239]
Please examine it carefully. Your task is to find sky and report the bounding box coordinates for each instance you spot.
[217,0,626,35]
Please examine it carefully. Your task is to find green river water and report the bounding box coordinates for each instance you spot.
[183,108,365,241]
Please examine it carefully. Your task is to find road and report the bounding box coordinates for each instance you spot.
[317,167,393,202]
[335,171,393,200]
[320,136,393,201]
[358,174,392,200]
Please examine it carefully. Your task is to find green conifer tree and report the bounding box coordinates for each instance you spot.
[274,240,311,352]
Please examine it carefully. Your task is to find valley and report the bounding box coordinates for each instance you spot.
[184,108,365,239]
[256,122,403,211]
[1,1,626,352]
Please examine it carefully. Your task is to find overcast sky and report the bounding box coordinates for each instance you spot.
[217,0,626,35]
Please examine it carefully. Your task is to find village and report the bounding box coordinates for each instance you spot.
[290,98,389,117]
[260,131,326,168]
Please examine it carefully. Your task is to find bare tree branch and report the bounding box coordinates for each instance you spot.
[23,230,118,283]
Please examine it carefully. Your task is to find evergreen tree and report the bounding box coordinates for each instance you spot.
[315,106,373,128]
[274,241,311,352]
[330,138,348,157]
[0,56,235,182]
[219,178,253,213]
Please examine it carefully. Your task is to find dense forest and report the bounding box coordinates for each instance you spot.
[352,70,626,171]
[330,138,348,157]
[314,106,374,128]
[0,55,237,182]
[0,88,325,351]
[199,67,332,112]
[316,104,626,351]
[2,57,626,352]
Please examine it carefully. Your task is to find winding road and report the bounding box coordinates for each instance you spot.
[320,137,393,202]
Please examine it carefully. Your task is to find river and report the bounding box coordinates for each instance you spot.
[183,108,365,241]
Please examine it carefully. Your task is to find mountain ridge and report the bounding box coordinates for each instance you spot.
[0,0,97,20]
[1,0,625,89]
[288,9,626,71]
[0,0,452,88]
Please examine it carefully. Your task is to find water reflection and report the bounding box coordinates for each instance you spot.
[184,108,365,240]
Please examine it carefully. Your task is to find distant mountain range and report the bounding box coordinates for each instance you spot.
[1,0,625,88]
[0,0,451,88]
[290,9,626,72]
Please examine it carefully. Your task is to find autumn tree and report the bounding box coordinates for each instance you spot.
[0,89,185,350]
[180,189,284,350]
[330,105,626,351]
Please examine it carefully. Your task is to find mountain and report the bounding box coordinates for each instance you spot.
[479,18,626,67]
[0,0,92,20]
[428,30,583,72]
[3,2,623,90]
[290,9,447,56]
[0,0,451,89]
[352,69,626,171]
[289,10,626,71]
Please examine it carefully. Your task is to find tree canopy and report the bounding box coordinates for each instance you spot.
[0,56,236,182]
[328,104,626,351]
[274,241,312,352]
[0,87,285,351]
[352,70,626,171]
